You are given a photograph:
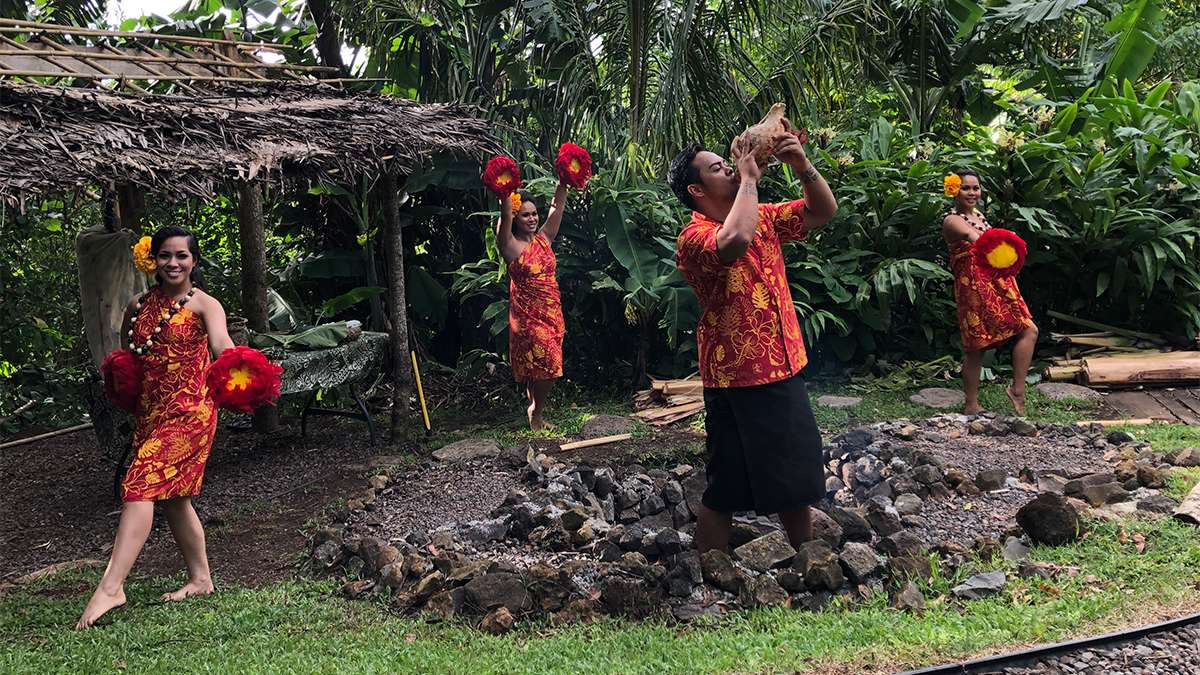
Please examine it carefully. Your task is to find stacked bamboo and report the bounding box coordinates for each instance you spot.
[633,379,705,426]
[1042,311,1200,388]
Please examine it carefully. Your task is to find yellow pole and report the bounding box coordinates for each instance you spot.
[411,351,431,433]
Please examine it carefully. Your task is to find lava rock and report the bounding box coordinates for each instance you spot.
[866,497,902,537]
[1167,447,1200,467]
[461,517,511,544]
[894,493,923,516]
[878,529,927,558]
[888,555,934,582]
[743,574,789,608]
[580,415,637,439]
[600,576,660,618]
[1063,473,1117,496]
[1002,536,1031,563]
[1080,482,1130,507]
[665,552,704,597]
[700,549,747,594]
[839,542,882,583]
[464,572,532,613]
[890,580,925,612]
[827,506,872,542]
[480,606,516,634]
[1137,494,1177,514]
[975,469,1008,492]
[733,530,796,573]
[955,479,982,496]
[811,509,844,548]
[1016,493,1083,546]
[792,540,844,592]
[655,529,684,555]
[951,571,1007,600]
[426,588,467,620]
[1136,465,1168,489]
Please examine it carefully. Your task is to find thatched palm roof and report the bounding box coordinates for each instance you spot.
[0,80,499,200]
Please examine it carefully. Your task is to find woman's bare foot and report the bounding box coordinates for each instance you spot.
[1006,385,1027,416]
[76,586,126,630]
[963,403,983,416]
[162,577,214,602]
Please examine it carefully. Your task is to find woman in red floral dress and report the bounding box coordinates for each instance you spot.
[496,180,569,430]
[943,171,1039,416]
[78,226,235,629]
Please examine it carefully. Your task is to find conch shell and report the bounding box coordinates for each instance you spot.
[731,102,789,168]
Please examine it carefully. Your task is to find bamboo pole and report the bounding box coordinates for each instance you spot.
[557,433,633,452]
[1047,310,1166,344]
[0,423,92,450]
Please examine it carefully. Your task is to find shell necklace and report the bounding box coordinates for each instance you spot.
[129,287,195,356]
[953,207,990,233]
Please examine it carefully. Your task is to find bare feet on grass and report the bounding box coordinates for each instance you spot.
[1006,385,1027,417]
[76,586,126,630]
[162,577,214,602]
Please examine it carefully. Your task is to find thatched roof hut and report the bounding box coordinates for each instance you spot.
[0,80,498,200]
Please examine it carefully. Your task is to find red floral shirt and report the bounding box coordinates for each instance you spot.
[676,200,810,388]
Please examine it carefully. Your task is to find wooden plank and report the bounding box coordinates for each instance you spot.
[0,17,287,50]
[1176,389,1200,418]
[1047,309,1166,343]
[557,433,633,452]
[1082,352,1200,386]
[1075,415,1156,425]
[1103,391,1176,421]
[1149,390,1200,425]
[662,381,704,396]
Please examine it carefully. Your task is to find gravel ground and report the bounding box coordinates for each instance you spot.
[998,624,1200,675]
[910,486,1037,545]
[906,426,1112,479]
[352,458,522,538]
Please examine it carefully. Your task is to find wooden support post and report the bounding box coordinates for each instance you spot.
[237,181,278,432]
[382,174,413,439]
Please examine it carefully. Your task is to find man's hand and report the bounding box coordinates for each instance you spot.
[773,131,809,170]
[732,136,762,183]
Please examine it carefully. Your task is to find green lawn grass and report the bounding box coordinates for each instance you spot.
[4,518,1198,674]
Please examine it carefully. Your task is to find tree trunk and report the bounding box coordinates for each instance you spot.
[382,174,413,439]
[237,181,278,432]
[307,0,347,74]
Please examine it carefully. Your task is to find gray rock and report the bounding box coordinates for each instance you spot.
[817,395,863,408]
[1010,418,1038,436]
[461,517,511,544]
[1137,494,1177,514]
[951,571,1007,600]
[1036,382,1102,402]
[425,587,467,620]
[1017,493,1083,546]
[639,493,667,517]
[1080,482,1131,507]
[1037,473,1068,494]
[580,415,638,439]
[976,469,1009,492]
[911,464,943,485]
[593,468,617,498]
[792,540,844,591]
[839,542,882,583]
[910,387,966,409]
[878,529,927,558]
[1107,430,1137,445]
[1168,447,1200,467]
[600,576,660,618]
[1136,464,1168,489]
[1002,536,1031,563]
[665,552,703,597]
[311,540,343,570]
[866,497,902,537]
[1064,472,1118,495]
[890,580,925,612]
[463,569,530,612]
[734,530,797,572]
[888,555,933,582]
[837,428,877,451]
[433,438,501,462]
[681,471,708,517]
[655,529,684,555]
[894,493,923,516]
[825,476,846,495]
[744,575,789,608]
[776,569,804,593]
[828,506,873,542]
[700,549,746,594]
[662,480,684,505]
[811,509,844,548]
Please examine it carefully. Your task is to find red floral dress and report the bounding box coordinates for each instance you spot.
[949,214,1034,352]
[123,288,218,502]
[508,234,565,382]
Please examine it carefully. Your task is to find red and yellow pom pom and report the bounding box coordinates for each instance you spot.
[974,228,1027,279]
[131,236,156,274]
[944,174,962,197]
[482,156,522,197]
[101,348,143,413]
[509,192,522,215]
[206,346,283,413]
[555,143,592,189]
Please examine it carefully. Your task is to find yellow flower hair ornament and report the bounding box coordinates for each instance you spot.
[131,236,156,274]
[509,192,522,216]
[944,173,962,197]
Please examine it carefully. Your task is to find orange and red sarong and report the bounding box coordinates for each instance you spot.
[950,239,1034,352]
[508,234,565,382]
[122,288,218,502]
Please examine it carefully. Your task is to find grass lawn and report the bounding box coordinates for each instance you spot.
[4,518,1199,674]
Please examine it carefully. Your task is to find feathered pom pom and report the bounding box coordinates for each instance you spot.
[974,228,1027,279]
[482,156,522,197]
[101,348,143,413]
[554,143,593,189]
[206,346,284,413]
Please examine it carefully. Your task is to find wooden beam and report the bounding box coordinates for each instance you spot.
[236,181,277,432]
[0,18,287,50]
[0,48,337,73]
[558,433,634,452]
[382,174,412,439]
[0,69,316,83]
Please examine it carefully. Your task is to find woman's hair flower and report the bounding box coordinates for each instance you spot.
[131,236,156,274]
[509,192,522,215]
[555,143,593,189]
[944,173,962,197]
[482,156,522,197]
